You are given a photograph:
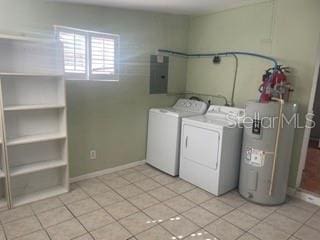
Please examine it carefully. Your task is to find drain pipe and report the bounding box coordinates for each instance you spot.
[269,98,285,196]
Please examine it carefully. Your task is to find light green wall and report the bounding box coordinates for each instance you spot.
[0,0,189,177]
[187,1,274,105]
[1,0,319,187]
[186,0,320,187]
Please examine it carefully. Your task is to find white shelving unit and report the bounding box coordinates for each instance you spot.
[0,36,69,208]
[0,151,9,209]
[0,106,9,209]
[0,75,69,207]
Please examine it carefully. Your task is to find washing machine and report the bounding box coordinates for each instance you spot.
[179,105,245,195]
[146,99,208,176]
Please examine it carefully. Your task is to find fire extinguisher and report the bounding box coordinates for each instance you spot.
[273,66,292,101]
[259,66,292,103]
[259,68,274,103]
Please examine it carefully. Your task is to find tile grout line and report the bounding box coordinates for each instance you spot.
[76,177,256,240]
[2,210,46,240]
[63,199,96,240]
[90,169,196,239]
[86,171,172,238]
[135,167,303,240]
[127,175,224,239]
[285,206,320,240]
[30,203,54,240]
[0,220,8,240]
[85,188,136,239]
[275,205,318,224]
[92,167,282,240]
[2,164,320,240]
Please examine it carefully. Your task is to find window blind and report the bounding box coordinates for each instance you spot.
[55,26,119,81]
[90,34,118,80]
[91,36,115,75]
[58,31,87,79]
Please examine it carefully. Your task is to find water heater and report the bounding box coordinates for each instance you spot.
[239,100,298,205]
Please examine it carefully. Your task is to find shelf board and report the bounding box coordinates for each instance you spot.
[4,104,65,112]
[13,186,68,207]
[0,170,5,178]
[0,34,57,43]
[11,160,67,177]
[0,72,63,77]
[7,133,66,146]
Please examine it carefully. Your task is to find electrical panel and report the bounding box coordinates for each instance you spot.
[149,55,169,94]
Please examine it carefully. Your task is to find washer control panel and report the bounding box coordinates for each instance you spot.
[172,99,207,113]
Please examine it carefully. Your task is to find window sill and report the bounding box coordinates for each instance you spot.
[66,79,119,82]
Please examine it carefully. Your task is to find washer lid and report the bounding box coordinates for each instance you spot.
[150,108,204,118]
[149,98,208,118]
[183,115,238,127]
[206,105,245,122]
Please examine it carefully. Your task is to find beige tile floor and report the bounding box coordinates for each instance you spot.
[0,163,319,240]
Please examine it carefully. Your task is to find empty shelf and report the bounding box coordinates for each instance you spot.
[4,104,65,111]
[13,186,68,207]
[7,133,66,146]
[0,72,63,77]
[11,160,67,177]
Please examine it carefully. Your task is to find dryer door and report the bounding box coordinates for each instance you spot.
[182,124,220,170]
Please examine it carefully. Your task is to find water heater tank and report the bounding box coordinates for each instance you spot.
[239,100,298,205]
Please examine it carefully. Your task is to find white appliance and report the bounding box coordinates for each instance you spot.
[146,99,208,176]
[179,105,245,196]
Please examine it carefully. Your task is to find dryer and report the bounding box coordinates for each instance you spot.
[146,99,207,176]
[179,105,245,195]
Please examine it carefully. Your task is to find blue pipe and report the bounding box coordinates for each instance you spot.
[158,49,278,70]
[158,49,279,104]
[218,51,278,69]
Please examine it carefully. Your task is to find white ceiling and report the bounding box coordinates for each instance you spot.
[49,0,270,15]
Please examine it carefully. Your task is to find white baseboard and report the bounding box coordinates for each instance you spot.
[294,190,320,207]
[70,160,146,183]
[287,187,320,207]
[287,187,297,197]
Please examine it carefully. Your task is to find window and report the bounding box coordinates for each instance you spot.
[55,26,119,81]
[58,30,87,77]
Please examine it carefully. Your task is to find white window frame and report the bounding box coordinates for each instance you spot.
[54,25,120,81]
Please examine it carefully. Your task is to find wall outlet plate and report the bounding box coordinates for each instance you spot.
[90,150,96,160]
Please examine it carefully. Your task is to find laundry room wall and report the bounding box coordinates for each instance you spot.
[186,0,320,187]
[0,0,189,178]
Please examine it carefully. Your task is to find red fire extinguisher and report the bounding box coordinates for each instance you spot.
[259,66,292,103]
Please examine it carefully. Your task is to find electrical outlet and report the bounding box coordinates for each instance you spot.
[90,150,96,160]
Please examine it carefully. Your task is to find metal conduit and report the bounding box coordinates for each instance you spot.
[158,49,278,69]
[158,49,279,106]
